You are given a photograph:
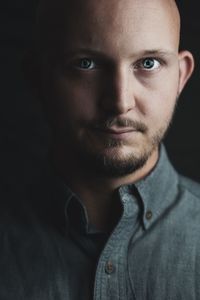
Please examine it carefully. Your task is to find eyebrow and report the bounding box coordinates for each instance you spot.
[64,48,176,59]
[138,49,176,57]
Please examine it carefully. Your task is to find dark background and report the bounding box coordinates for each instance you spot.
[1,1,200,186]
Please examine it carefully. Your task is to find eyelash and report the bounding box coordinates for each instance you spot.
[69,57,165,72]
[72,58,99,70]
[134,58,163,71]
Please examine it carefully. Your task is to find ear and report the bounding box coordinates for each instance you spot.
[178,50,195,94]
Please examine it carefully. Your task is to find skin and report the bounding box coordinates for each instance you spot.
[33,0,194,231]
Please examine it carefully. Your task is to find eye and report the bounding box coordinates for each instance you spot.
[76,58,96,70]
[136,58,161,71]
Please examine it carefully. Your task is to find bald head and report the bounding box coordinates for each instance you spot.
[34,0,181,57]
[30,0,195,182]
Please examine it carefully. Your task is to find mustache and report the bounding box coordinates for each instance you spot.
[89,117,148,133]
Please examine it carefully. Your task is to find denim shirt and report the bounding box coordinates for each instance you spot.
[1,145,200,300]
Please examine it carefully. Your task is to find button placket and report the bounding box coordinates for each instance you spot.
[94,188,139,300]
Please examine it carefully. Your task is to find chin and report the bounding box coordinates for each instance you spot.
[77,143,156,178]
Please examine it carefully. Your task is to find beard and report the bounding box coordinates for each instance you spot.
[76,132,162,178]
[65,115,173,179]
[50,90,178,179]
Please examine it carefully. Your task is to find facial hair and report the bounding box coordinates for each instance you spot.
[54,95,178,179]
[69,115,172,178]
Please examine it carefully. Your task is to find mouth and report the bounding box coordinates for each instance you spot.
[87,118,147,143]
[91,126,140,140]
[97,127,136,134]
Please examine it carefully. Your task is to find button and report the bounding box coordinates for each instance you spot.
[105,261,115,274]
[145,210,153,220]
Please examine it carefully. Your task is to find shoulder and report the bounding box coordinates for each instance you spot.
[175,174,200,221]
[178,174,200,199]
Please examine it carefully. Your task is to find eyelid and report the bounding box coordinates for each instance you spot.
[74,58,96,69]
[70,57,104,70]
[134,57,165,71]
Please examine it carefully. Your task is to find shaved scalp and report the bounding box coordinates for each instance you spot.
[34,0,181,56]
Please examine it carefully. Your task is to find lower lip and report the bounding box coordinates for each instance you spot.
[93,129,139,140]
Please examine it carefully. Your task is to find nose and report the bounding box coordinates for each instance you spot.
[100,65,136,115]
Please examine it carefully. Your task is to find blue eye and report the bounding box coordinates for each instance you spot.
[78,58,96,70]
[141,58,160,70]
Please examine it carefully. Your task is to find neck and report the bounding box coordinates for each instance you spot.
[53,147,159,231]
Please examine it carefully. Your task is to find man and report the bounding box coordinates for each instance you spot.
[1,0,200,299]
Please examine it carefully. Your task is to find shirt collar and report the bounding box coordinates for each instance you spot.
[134,144,179,230]
[52,144,179,233]
[54,178,101,235]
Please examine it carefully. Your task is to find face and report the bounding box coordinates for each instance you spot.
[39,0,193,178]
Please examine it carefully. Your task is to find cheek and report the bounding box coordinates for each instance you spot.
[135,67,179,116]
[52,76,99,122]
[150,96,177,130]
[140,80,179,126]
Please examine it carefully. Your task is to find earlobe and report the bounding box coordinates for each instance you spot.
[178,50,195,94]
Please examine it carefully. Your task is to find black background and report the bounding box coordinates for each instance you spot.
[1,1,200,185]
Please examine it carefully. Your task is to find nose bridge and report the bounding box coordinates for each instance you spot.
[116,65,130,104]
[105,63,135,114]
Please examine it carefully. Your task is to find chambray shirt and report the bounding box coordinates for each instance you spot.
[1,145,200,300]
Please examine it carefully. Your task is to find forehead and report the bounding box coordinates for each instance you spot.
[37,0,180,55]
